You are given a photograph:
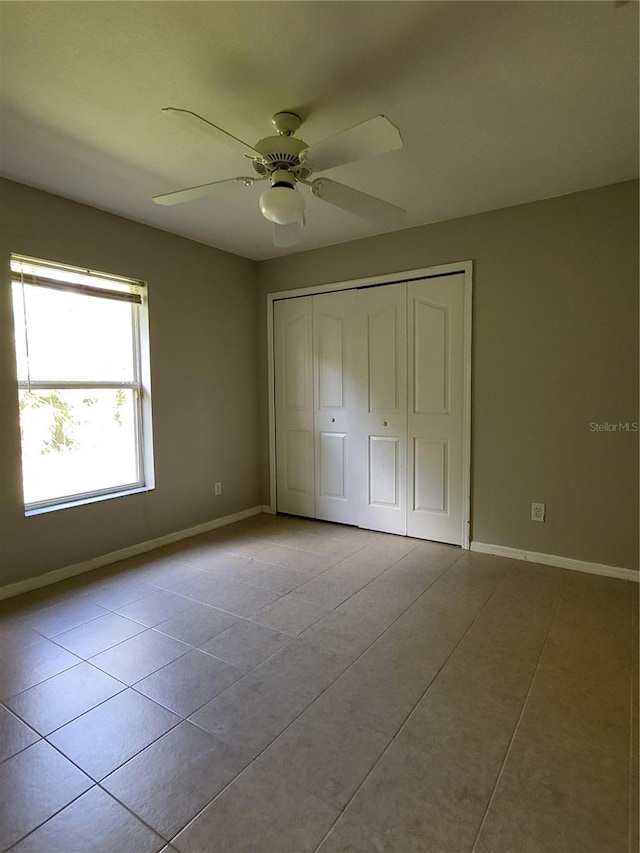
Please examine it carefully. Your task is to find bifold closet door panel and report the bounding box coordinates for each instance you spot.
[313,290,359,525]
[274,297,315,518]
[356,282,407,535]
[407,273,465,545]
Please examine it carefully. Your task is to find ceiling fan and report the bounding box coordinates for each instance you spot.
[152,108,405,247]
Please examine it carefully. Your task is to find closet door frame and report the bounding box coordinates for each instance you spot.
[266,260,473,549]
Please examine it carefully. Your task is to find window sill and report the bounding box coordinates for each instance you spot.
[25,485,154,517]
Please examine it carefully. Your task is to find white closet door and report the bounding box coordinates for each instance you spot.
[407,273,466,545]
[274,297,315,517]
[356,283,407,535]
[313,290,359,525]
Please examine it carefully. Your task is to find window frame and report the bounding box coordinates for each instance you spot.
[10,254,155,514]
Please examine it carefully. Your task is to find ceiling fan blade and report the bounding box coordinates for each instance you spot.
[152,176,260,206]
[300,115,403,173]
[273,220,303,248]
[310,178,405,221]
[162,107,262,157]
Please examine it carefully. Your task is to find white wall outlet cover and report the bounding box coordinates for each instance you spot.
[531,502,546,522]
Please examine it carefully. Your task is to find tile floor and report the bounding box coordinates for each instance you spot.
[0,512,637,852]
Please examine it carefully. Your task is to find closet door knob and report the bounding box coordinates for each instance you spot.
[382,420,388,426]
[330,417,336,423]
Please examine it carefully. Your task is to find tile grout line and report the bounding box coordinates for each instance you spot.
[310,557,516,853]
[44,712,184,846]
[4,773,171,852]
[289,540,435,613]
[4,662,130,728]
[3,704,179,852]
[94,781,171,848]
[468,570,570,853]
[247,600,331,636]
[217,526,376,563]
[6,780,170,852]
[3,785,92,852]
[15,606,114,643]
[285,553,436,630]
[169,549,473,845]
[169,548,332,592]
[0,702,41,767]
[8,581,189,641]
[46,624,151,667]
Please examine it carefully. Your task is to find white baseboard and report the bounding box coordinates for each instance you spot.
[470,541,638,583]
[261,504,276,514]
[0,506,265,601]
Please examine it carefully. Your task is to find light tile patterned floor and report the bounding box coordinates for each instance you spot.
[0,513,637,852]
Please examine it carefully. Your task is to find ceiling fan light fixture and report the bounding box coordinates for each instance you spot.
[259,170,305,224]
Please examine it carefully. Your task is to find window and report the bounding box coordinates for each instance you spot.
[10,254,154,513]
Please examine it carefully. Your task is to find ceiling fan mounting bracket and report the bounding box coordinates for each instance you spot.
[271,111,302,136]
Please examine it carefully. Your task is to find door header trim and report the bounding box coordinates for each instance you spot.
[267,261,473,303]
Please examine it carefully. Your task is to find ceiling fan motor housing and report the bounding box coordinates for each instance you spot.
[252,135,311,180]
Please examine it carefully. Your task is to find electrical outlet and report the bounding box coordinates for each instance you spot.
[214,482,222,496]
[531,502,545,522]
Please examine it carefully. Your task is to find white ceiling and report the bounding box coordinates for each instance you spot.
[1,1,637,261]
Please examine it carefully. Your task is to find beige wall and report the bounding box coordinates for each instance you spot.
[258,181,639,571]
[0,179,261,587]
[2,179,637,588]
